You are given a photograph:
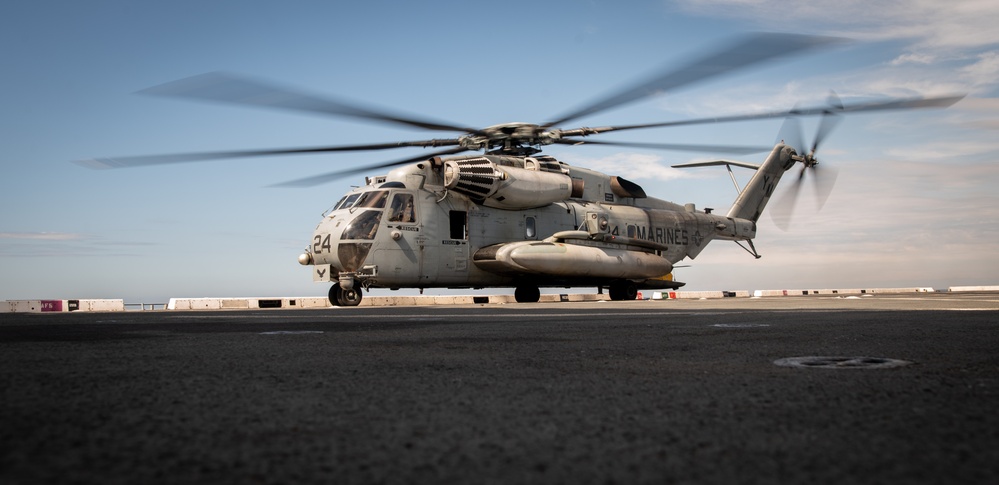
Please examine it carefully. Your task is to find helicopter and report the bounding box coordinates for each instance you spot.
[79,33,962,305]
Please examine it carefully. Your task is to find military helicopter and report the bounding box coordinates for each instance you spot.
[79,33,961,305]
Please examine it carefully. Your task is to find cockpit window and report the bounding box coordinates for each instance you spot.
[355,190,389,209]
[341,210,382,240]
[387,193,416,223]
[335,193,360,211]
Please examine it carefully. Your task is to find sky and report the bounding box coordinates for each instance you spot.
[2,0,998,302]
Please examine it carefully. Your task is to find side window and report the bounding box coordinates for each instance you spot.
[449,210,467,240]
[525,216,537,239]
[355,190,389,209]
[387,193,416,223]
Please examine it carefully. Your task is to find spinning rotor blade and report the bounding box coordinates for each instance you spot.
[771,116,810,230]
[769,160,838,230]
[777,115,806,155]
[75,139,463,169]
[811,92,843,154]
[582,94,964,136]
[770,96,844,229]
[554,138,770,155]
[811,161,839,211]
[270,146,470,188]
[140,72,482,134]
[770,174,803,231]
[544,32,843,128]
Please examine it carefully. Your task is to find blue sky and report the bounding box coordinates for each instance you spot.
[2,0,998,302]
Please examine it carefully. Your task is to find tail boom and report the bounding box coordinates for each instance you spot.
[726,144,795,222]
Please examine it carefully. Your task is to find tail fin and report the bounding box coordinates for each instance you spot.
[726,144,795,222]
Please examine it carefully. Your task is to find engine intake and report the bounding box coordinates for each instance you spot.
[443,157,573,209]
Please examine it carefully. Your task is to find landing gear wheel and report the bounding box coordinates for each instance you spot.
[328,285,342,306]
[608,280,638,301]
[514,285,541,303]
[337,287,363,307]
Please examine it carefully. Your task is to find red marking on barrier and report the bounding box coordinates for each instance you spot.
[41,300,63,312]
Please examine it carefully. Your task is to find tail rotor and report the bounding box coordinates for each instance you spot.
[771,92,843,230]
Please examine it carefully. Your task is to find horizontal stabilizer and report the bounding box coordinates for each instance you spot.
[672,160,762,170]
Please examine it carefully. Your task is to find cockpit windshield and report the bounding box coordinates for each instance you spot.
[341,210,382,240]
[334,193,360,211]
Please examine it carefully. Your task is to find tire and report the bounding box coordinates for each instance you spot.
[514,285,541,303]
[609,280,638,301]
[328,285,342,306]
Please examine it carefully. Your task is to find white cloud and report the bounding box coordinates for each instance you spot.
[890,53,937,66]
[673,0,999,101]
[962,52,999,87]
[883,139,999,162]
[678,0,999,49]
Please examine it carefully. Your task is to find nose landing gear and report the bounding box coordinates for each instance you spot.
[328,284,363,307]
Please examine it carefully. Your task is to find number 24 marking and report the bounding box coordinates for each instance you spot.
[313,234,331,253]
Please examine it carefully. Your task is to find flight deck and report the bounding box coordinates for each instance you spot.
[2,292,997,484]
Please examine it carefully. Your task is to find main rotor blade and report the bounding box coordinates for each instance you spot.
[555,138,770,155]
[270,146,470,188]
[577,94,965,136]
[543,33,843,128]
[74,139,462,169]
[139,72,481,134]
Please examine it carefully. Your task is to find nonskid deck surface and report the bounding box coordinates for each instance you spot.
[2,292,998,484]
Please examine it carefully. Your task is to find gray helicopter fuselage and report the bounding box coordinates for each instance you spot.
[303,146,790,294]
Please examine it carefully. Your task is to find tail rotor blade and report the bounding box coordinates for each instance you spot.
[812,91,844,154]
[812,162,839,211]
[777,115,806,155]
[771,175,804,231]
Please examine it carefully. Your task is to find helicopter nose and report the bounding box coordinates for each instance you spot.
[305,217,338,268]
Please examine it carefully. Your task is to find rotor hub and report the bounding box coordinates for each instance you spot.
[455,123,562,155]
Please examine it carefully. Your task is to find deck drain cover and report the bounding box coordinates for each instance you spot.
[774,356,912,369]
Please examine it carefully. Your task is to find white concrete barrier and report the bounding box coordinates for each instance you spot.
[870,287,935,294]
[0,299,124,313]
[659,290,749,299]
[297,297,332,308]
[76,299,125,312]
[948,286,999,292]
[751,288,933,297]
[8,285,989,313]
[167,297,331,310]
[1,300,42,313]
[168,298,222,310]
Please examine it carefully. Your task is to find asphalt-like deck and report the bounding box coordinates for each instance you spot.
[2,293,998,484]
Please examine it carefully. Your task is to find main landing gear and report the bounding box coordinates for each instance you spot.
[328,284,363,307]
[607,280,639,301]
[514,284,541,303]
